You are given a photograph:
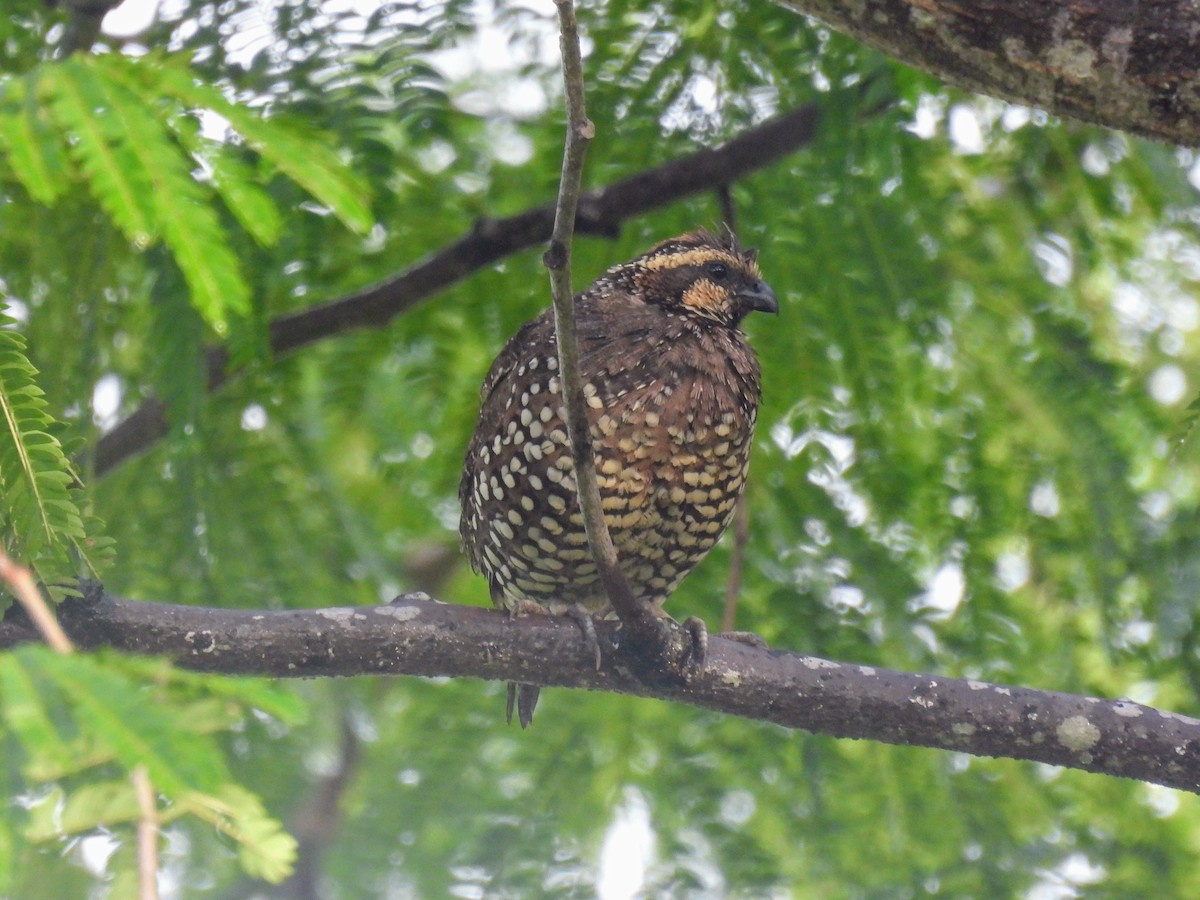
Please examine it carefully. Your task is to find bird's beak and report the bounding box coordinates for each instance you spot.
[741,281,779,315]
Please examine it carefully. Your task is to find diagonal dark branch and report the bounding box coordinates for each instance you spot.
[91,103,821,478]
[6,585,1200,795]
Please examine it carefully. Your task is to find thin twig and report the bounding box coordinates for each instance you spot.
[544,0,643,624]
[132,764,159,900]
[0,548,73,653]
[717,182,739,236]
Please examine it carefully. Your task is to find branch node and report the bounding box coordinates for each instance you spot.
[542,240,567,270]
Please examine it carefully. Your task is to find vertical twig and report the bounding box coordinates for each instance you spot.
[280,713,362,900]
[0,548,74,653]
[717,183,738,237]
[132,764,160,900]
[717,185,750,633]
[544,0,644,625]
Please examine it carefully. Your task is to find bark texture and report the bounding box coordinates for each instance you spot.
[5,585,1200,795]
[777,0,1200,145]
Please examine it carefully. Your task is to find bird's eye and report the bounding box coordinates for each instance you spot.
[704,260,729,280]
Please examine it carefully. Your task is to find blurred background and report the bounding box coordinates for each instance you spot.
[3,0,1200,895]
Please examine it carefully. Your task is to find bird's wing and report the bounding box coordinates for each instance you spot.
[479,314,553,404]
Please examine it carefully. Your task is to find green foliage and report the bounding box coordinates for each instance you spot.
[0,52,372,333]
[0,648,300,888]
[148,60,374,236]
[2,0,1200,895]
[0,314,100,595]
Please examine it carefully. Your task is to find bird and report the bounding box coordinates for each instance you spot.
[458,229,778,725]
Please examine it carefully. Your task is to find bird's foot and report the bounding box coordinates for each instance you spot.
[614,604,708,684]
[616,614,765,684]
[507,598,551,617]
[507,599,601,670]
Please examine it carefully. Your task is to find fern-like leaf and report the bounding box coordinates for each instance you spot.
[8,648,299,884]
[172,112,283,248]
[25,782,141,843]
[78,56,252,331]
[183,786,299,883]
[4,52,371,333]
[151,59,374,235]
[0,315,99,592]
[0,72,70,205]
[0,654,74,780]
[95,56,251,330]
[38,58,157,245]
[32,650,230,796]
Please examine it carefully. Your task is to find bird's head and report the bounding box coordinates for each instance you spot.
[627,229,778,326]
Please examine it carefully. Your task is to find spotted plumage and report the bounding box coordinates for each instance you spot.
[459,230,777,715]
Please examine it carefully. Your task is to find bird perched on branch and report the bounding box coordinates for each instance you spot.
[459,229,778,725]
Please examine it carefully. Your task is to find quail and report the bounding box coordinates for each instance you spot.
[459,229,778,724]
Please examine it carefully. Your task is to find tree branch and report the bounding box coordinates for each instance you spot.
[90,104,821,477]
[776,0,1200,146]
[6,585,1200,794]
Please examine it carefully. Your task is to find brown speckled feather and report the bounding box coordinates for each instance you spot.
[459,230,776,614]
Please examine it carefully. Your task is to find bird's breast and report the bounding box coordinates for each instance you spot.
[461,315,763,610]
